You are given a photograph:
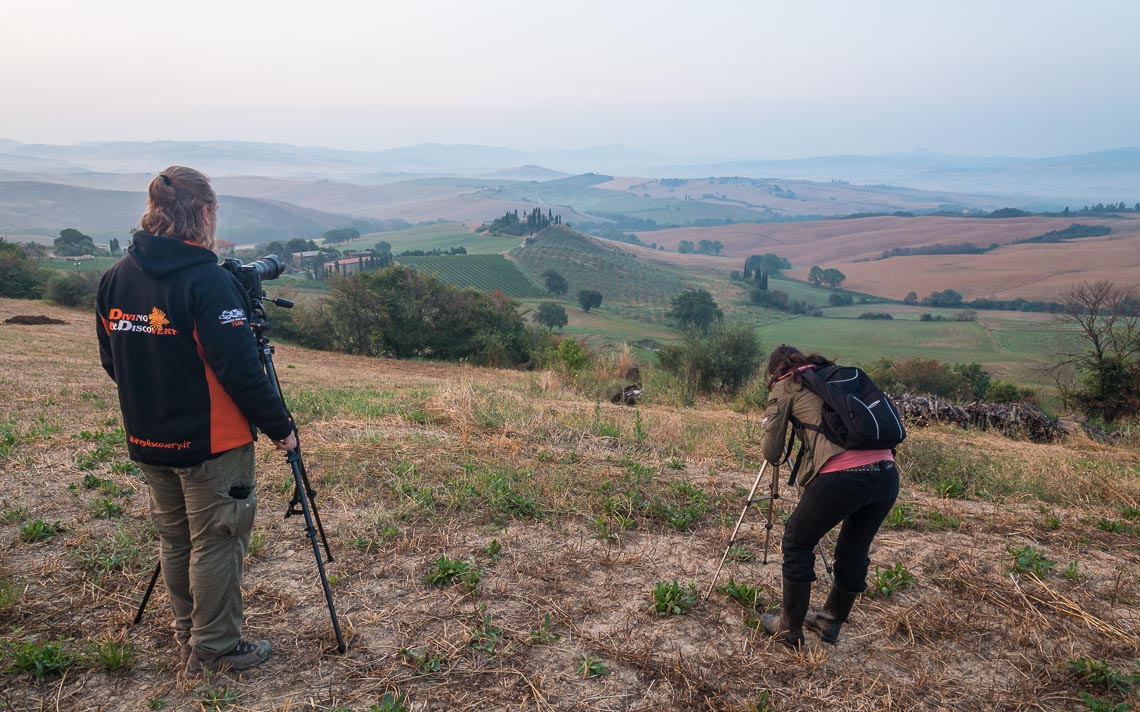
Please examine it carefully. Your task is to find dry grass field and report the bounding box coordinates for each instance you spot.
[1,298,1137,711]
[637,215,1140,302]
[813,228,1140,301]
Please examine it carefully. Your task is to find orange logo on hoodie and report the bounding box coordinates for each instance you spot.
[149,308,171,332]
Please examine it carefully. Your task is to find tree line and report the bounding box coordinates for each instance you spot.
[481,208,562,237]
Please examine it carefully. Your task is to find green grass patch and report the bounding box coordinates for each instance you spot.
[284,387,430,423]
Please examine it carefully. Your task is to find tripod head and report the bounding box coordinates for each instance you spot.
[219,254,295,335]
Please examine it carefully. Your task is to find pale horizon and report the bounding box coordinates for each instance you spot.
[3,0,1139,160]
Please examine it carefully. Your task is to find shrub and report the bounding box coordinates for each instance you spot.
[45,271,99,308]
[0,240,47,298]
[657,322,763,396]
[553,338,590,373]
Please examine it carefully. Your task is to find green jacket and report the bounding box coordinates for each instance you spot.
[760,371,846,487]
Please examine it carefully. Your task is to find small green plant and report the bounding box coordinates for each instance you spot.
[1008,545,1056,577]
[1097,518,1128,534]
[1078,693,1129,712]
[469,613,505,654]
[884,503,917,529]
[199,686,238,711]
[147,698,166,711]
[0,576,20,610]
[633,411,648,442]
[866,562,917,597]
[82,473,103,490]
[1064,561,1083,581]
[480,539,503,562]
[926,510,961,530]
[423,555,479,591]
[749,690,772,712]
[1,503,30,523]
[77,524,149,577]
[83,638,135,673]
[347,535,380,553]
[934,477,968,499]
[716,579,762,609]
[369,692,410,712]
[6,640,76,680]
[246,531,268,558]
[590,402,622,438]
[577,653,610,678]
[0,422,18,458]
[1120,506,1140,520]
[1043,514,1062,530]
[645,580,698,616]
[400,647,446,675]
[89,496,124,519]
[1067,657,1138,692]
[591,516,619,542]
[18,518,62,543]
[725,546,754,562]
[527,613,561,645]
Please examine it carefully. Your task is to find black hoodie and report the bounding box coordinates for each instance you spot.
[97,232,293,466]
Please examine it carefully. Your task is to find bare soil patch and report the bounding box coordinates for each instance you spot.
[4,315,68,325]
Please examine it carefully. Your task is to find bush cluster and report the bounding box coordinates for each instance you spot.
[657,322,764,396]
[865,357,1034,403]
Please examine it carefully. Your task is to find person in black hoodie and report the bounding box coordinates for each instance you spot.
[97,166,297,675]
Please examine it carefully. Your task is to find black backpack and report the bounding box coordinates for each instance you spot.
[794,365,906,451]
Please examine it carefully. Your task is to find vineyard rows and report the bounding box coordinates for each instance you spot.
[511,232,684,307]
[396,254,546,298]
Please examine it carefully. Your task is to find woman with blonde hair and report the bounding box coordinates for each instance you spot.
[97,166,297,674]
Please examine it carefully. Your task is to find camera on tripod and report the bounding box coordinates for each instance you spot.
[221,254,284,302]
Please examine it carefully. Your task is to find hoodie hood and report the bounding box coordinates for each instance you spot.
[128,232,217,279]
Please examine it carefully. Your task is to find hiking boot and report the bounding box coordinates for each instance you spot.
[760,579,812,649]
[186,639,271,676]
[805,585,859,644]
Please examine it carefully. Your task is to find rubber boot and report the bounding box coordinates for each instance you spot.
[760,579,812,649]
[805,585,859,644]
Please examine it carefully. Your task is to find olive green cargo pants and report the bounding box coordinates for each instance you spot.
[138,443,257,659]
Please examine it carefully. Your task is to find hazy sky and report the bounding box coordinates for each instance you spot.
[3,0,1138,158]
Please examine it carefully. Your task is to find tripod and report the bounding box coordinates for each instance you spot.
[704,462,834,601]
[133,294,347,654]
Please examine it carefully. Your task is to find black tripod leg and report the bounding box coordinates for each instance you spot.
[288,449,347,653]
[293,454,334,563]
[134,561,161,625]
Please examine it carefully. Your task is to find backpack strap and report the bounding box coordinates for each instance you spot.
[786,416,808,485]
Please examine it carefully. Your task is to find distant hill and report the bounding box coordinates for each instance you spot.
[8,139,1135,205]
[0,181,369,242]
[510,226,685,308]
[656,148,1140,204]
[476,165,569,181]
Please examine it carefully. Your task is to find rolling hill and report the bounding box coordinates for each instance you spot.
[0,181,369,242]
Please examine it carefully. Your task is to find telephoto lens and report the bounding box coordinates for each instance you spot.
[249,255,284,280]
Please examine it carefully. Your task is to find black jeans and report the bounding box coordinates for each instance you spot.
[781,461,900,593]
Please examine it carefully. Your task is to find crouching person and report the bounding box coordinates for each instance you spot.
[757,345,900,648]
[97,167,298,674]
